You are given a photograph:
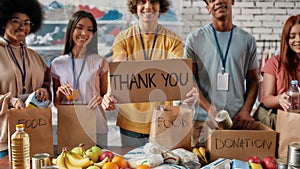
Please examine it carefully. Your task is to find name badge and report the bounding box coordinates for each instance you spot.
[217,73,229,91]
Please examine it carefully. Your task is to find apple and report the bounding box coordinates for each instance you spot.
[262,156,277,169]
[90,145,102,156]
[86,148,100,163]
[247,155,262,164]
[100,151,114,161]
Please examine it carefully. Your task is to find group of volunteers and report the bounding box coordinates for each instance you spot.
[0,0,299,159]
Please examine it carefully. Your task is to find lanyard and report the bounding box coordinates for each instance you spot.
[138,25,159,60]
[70,53,86,89]
[2,37,26,93]
[211,25,233,74]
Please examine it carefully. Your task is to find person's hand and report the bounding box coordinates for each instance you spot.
[88,96,102,109]
[102,92,117,111]
[206,105,221,130]
[182,87,199,107]
[56,83,73,99]
[13,98,25,109]
[233,110,254,129]
[35,88,49,101]
[278,93,290,111]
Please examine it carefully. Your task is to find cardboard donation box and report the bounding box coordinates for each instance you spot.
[109,59,193,103]
[205,121,277,161]
[276,110,300,158]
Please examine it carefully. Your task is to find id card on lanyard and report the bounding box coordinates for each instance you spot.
[211,25,233,91]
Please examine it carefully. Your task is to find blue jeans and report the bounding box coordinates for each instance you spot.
[120,128,149,147]
[0,149,8,159]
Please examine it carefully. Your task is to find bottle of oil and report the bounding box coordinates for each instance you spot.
[11,124,30,169]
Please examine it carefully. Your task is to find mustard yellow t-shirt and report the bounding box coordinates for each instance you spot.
[112,24,183,134]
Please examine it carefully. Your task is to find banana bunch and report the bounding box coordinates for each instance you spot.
[192,147,208,165]
[94,157,109,168]
[55,148,93,169]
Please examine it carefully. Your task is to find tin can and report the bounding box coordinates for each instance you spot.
[277,157,288,169]
[288,165,300,169]
[288,142,300,167]
[32,153,51,169]
[215,110,233,129]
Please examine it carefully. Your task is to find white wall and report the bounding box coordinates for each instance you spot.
[181,0,300,57]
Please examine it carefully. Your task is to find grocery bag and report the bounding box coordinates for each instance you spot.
[56,105,96,152]
[149,105,193,150]
[276,110,300,158]
[8,107,53,158]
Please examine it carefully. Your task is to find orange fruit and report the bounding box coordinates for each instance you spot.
[136,164,151,169]
[102,162,119,169]
[66,95,73,101]
[111,155,127,168]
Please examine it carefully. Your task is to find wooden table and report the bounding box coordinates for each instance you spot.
[0,146,136,168]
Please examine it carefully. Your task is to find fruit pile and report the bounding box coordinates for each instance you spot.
[55,144,152,169]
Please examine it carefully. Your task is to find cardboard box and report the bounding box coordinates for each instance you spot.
[205,121,277,161]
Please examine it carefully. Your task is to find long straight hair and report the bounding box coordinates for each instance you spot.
[280,14,300,89]
[63,10,98,56]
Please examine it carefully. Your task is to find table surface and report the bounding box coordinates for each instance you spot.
[0,146,136,168]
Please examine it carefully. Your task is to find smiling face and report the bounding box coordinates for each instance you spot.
[206,0,234,21]
[4,12,31,46]
[137,0,160,24]
[289,23,300,58]
[72,17,94,50]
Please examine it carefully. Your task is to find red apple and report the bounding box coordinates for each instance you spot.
[247,155,262,164]
[100,151,114,161]
[262,156,277,169]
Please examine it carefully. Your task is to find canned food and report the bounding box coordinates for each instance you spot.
[288,142,300,167]
[215,110,233,129]
[32,153,51,169]
[288,165,300,169]
[278,157,288,169]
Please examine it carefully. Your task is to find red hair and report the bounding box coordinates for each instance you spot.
[280,14,300,89]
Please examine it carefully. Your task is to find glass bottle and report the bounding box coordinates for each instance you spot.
[11,124,30,169]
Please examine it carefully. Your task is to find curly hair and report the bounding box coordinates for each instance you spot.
[63,10,98,56]
[0,0,44,36]
[127,0,169,15]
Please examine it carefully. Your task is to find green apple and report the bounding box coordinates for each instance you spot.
[86,148,100,163]
[86,166,100,169]
[91,146,102,156]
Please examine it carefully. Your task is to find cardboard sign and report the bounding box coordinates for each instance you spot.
[109,59,193,103]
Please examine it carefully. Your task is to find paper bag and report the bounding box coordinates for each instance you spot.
[57,105,96,152]
[150,105,193,150]
[8,107,53,158]
[276,110,300,158]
